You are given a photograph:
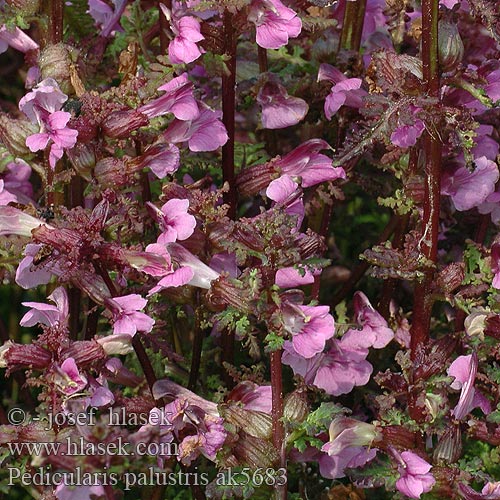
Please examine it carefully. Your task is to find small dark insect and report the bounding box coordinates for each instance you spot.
[310,0,338,7]
[62,98,82,117]
[32,245,53,266]
[37,205,55,222]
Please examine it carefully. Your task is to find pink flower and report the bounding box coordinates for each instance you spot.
[106,294,155,336]
[275,266,315,288]
[441,156,499,211]
[346,291,394,349]
[447,353,491,419]
[0,180,17,205]
[459,481,500,500]
[320,417,381,479]
[283,303,335,359]
[275,139,345,188]
[25,111,78,168]
[160,4,205,64]
[135,143,180,179]
[19,78,68,124]
[147,198,197,244]
[318,64,366,119]
[138,73,200,121]
[88,0,127,37]
[144,243,194,295]
[167,242,220,289]
[163,104,228,151]
[20,286,69,328]
[134,380,226,465]
[322,417,381,457]
[440,0,460,7]
[0,206,51,237]
[0,160,33,205]
[266,174,304,225]
[53,358,88,395]
[227,381,272,413]
[15,243,55,289]
[319,446,377,479]
[248,0,302,50]
[257,77,308,129]
[390,106,425,147]
[394,450,436,499]
[0,25,39,55]
[491,243,500,289]
[282,338,373,396]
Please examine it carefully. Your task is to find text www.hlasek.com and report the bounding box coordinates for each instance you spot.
[7,437,176,457]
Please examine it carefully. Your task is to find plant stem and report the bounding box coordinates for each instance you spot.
[221,9,237,382]
[132,334,165,406]
[410,0,441,361]
[84,299,99,341]
[221,9,237,219]
[47,0,64,45]
[339,0,367,52]
[188,294,203,390]
[270,349,286,500]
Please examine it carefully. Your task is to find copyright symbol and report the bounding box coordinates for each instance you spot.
[7,408,27,426]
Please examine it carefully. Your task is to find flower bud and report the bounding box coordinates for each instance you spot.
[438,21,464,73]
[236,162,280,197]
[0,114,38,156]
[380,425,418,451]
[283,390,308,422]
[464,307,488,339]
[433,424,462,463]
[69,114,98,143]
[94,157,131,187]
[323,417,382,456]
[5,343,52,371]
[66,143,96,181]
[96,334,133,355]
[39,43,77,95]
[60,341,106,367]
[101,109,148,139]
[206,275,250,312]
[232,432,279,468]
[219,404,272,439]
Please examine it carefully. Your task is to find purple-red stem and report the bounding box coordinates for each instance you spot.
[270,349,286,500]
[95,262,163,405]
[221,9,237,380]
[339,0,367,52]
[47,0,64,45]
[221,9,237,219]
[188,293,203,390]
[410,0,441,362]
